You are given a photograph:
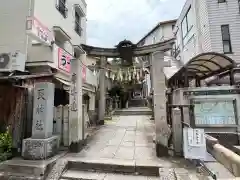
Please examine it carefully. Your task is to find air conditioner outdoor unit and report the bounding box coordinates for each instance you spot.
[0,52,26,72]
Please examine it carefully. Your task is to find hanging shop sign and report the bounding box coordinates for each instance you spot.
[82,65,86,82]
[58,48,72,73]
[26,16,54,46]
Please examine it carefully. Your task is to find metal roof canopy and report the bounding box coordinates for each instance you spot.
[168,52,236,82]
[206,67,240,85]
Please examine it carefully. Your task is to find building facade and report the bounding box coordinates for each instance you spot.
[173,0,240,64]
[0,0,88,83]
[137,19,177,96]
[0,0,90,157]
[137,20,177,46]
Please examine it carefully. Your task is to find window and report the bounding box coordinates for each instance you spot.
[221,25,232,53]
[176,30,181,47]
[218,0,226,3]
[181,7,193,38]
[56,0,68,18]
[172,24,175,30]
[152,36,156,44]
[181,17,188,38]
[75,11,82,36]
[239,0,240,13]
[173,30,181,57]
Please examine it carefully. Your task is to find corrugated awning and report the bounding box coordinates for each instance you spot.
[169,52,236,82]
[54,77,71,92]
[54,77,71,86]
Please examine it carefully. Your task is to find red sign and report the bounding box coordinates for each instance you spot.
[82,65,86,82]
[58,48,72,73]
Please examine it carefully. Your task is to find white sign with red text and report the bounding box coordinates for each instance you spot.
[82,65,86,82]
[26,16,54,46]
[58,48,72,73]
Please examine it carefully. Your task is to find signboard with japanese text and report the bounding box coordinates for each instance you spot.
[82,65,86,82]
[70,73,78,111]
[58,48,72,73]
[34,88,45,133]
[194,100,236,126]
[183,127,206,160]
[26,16,54,46]
[32,82,54,139]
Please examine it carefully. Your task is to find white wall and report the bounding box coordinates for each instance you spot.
[0,0,87,59]
[84,56,98,66]
[85,68,98,87]
[144,22,176,45]
[207,0,240,63]
[174,0,199,64]
[33,0,87,47]
[175,0,240,64]
[0,0,31,55]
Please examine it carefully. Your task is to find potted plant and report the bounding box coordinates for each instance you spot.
[0,127,12,161]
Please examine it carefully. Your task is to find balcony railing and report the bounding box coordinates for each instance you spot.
[56,0,68,18]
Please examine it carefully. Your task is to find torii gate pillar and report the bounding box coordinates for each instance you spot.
[151,51,171,157]
[98,56,107,125]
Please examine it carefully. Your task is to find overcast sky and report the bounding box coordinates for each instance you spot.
[86,0,185,47]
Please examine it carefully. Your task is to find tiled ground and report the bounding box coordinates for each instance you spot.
[74,114,195,170]
[77,115,157,160]
[55,112,199,179]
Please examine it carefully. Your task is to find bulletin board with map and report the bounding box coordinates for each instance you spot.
[192,99,237,127]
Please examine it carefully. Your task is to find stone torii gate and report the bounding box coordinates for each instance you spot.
[81,38,175,155]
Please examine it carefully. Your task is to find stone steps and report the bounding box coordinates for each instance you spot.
[60,158,207,180]
[0,162,47,180]
[128,99,147,107]
[66,158,159,176]
[60,169,208,180]
[0,152,66,180]
[0,172,43,180]
[60,170,160,180]
[113,109,152,116]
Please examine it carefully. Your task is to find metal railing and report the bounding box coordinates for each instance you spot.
[169,104,217,179]
[181,121,217,180]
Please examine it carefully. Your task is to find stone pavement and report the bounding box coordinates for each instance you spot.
[77,115,157,160]
[75,115,191,166]
[45,113,206,180]
[59,115,198,178]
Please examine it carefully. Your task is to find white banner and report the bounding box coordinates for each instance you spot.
[183,128,207,160]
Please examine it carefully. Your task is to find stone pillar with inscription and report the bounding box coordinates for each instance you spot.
[69,54,84,152]
[172,107,183,156]
[22,82,59,160]
[98,56,106,125]
[151,51,171,157]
